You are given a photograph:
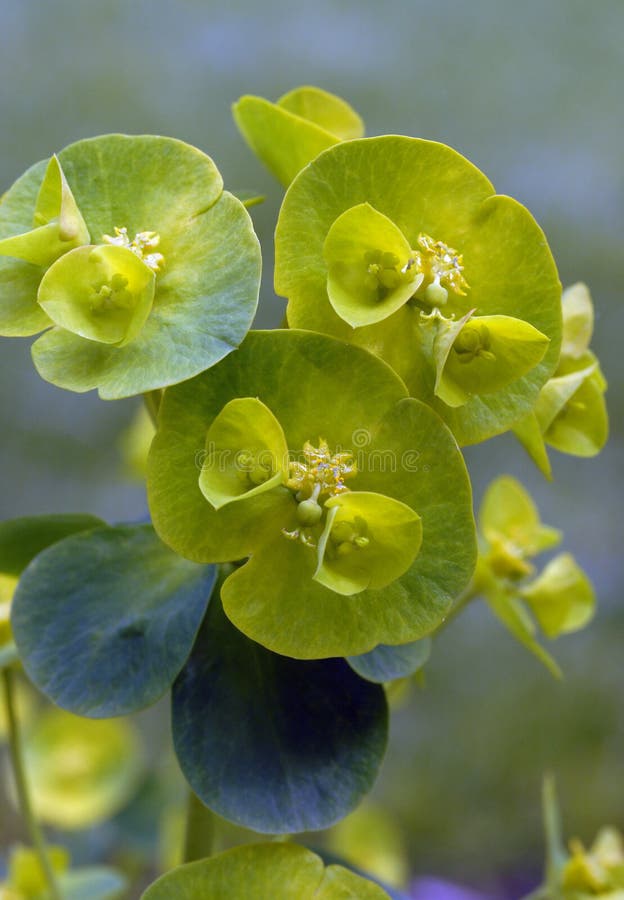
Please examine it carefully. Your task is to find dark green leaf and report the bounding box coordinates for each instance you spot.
[347,638,431,683]
[172,595,388,833]
[12,525,216,717]
[0,513,105,576]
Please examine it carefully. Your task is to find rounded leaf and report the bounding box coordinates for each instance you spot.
[276,136,562,445]
[0,513,104,576]
[141,843,390,899]
[12,525,217,717]
[148,330,476,658]
[172,596,388,833]
[347,637,431,683]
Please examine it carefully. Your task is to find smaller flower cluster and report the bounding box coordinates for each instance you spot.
[474,475,595,677]
[514,282,608,477]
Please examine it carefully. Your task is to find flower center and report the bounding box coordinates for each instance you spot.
[325,516,371,557]
[412,232,469,306]
[102,226,165,272]
[363,249,415,297]
[282,439,357,547]
[453,322,496,363]
[89,272,134,314]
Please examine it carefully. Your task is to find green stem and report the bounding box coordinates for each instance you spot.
[183,790,217,863]
[143,389,163,427]
[2,668,63,900]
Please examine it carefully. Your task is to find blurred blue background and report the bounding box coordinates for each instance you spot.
[0,0,622,894]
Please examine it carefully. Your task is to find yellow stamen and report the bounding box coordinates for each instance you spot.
[286,438,356,499]
[414,233,469,299]
[102,226,165,272]
[282,439,357,550]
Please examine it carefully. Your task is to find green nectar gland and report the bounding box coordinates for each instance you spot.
[103,226,165,273]
[364,249,414,295]
[453,322,496,364]
[412,233,470,308]
[282,439,356,547]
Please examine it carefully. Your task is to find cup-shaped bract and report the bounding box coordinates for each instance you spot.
[0,155,89,272]
[148,330,476,660]
[324,203,423,327]
[38,244,155,346]
[275,137,562,445]
[233,86,364,187]
[198,397,289,509]
[520,552,595,639]
[315,492,423,596]
[433,312,550,408]
[0,155,91,337]
[0,135,261,398]
[513,283,608,476]
[535,354,608,456]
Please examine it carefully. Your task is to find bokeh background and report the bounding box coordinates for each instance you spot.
[0,0,622,896]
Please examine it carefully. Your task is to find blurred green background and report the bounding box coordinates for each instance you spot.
[0,0,622,893]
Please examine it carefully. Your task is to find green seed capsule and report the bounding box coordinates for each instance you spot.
[296,498,323,525]
[424,280,448,307]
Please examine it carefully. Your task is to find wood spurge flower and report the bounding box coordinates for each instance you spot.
[0,83,610,897]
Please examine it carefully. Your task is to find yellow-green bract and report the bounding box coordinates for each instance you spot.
[233,85,364,186]
[0,135,261,399]
[513,283,608,477]
[475,475,595,677]
[141,843,391,900]
[23,708,143,830]
[275,136,563,446]
[147,329,477,660]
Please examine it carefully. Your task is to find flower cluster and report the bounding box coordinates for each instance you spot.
[474,476,595,677]
[0,135,260,398]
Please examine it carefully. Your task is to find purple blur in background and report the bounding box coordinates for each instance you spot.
[411,878,495,900]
